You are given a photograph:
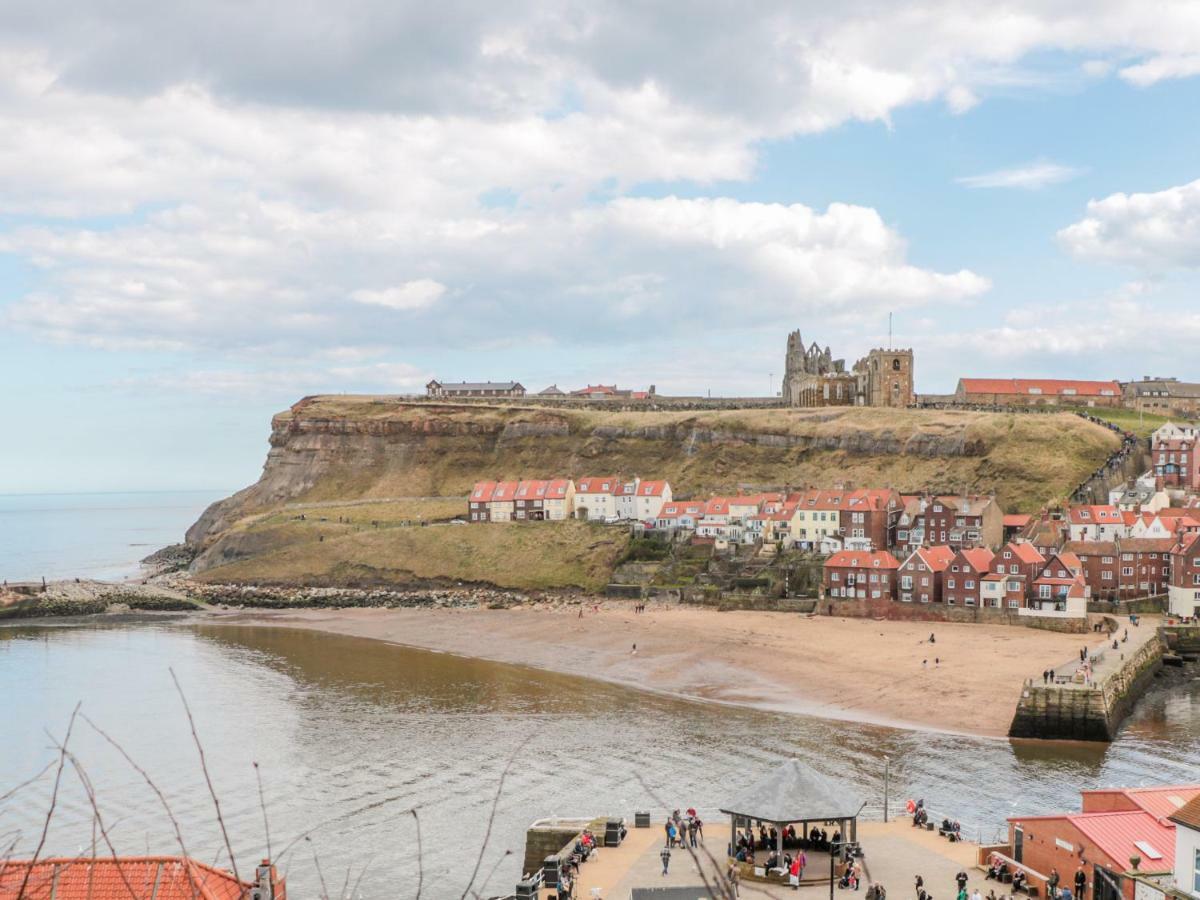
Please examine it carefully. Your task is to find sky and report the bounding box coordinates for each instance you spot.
[2,1,1200,493]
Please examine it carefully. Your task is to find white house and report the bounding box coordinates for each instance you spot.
[632,480,672,521]
[615,479,641,520]
[574,476,620,521]
[1067,505,1127,541]
[487,481,518,523]
[655,501,706,531]
[1170,794,1200,899]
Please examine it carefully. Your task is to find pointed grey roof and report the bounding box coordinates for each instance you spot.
[719,759,866,824]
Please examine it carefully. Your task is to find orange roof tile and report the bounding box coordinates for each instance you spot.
[0,856,261,900]
[961,378,1121,397]
[825,550,900,569]
[576,476,619,494]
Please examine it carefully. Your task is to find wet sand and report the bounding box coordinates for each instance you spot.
[209,602,1111,737]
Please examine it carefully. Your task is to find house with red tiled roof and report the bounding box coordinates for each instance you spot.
[543,478,576,520]
[0,856,285,900]
[487,480,520,522]
[1030,550,1090,617]
[982,541,1045,609]
[898,493,1003,552]
[956,378,1123,407]
[1067,505,1128,542]
[943,546,995,607]
[1063,537,1174,600]
[514,479,551,521]
[468,480,498,522]
[1168,794,1200,900]
[632,480,672,521]
[897,545,956,604]
[655,501,706,532]
[822,550,901,601]
[574,476,620,521]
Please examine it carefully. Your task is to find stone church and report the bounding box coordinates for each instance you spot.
[781,329,914,407]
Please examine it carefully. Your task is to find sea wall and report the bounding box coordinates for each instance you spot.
[817,598,1089,633]
[1008,634,1165,741]
[1161,624,1200,658]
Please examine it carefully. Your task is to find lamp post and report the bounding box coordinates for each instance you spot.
[829,842,836,900]
[884,756,891,823]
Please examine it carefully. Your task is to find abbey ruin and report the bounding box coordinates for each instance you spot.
[781,330,914,407]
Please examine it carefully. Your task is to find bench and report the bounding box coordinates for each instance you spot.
[1014,883,1040,898]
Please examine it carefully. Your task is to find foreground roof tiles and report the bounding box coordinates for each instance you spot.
[0,856,253,900]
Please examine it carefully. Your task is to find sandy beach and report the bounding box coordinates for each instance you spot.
[211,602,1108,737]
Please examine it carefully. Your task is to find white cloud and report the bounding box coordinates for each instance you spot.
[352,280,446,311]
[1119,54,1200,87]
[2,0,1200,369]
[1057,178,1200,268]
[957,161,1085,190]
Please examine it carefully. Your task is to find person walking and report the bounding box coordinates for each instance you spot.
[727,862,741,897]
[664,817,673,848]
[956,870,969,894]
[661,845,671,876]
[915,875,925,899]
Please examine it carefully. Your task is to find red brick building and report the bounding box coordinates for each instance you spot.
[1062,538,1174,600]
[1153,432,1200,490]
[1169,531,1200,618]
[1006,786,1199,900]
[943,547,995,606]
[822,550,901,601]
[900,494,1004,551]
[897,545,956,604]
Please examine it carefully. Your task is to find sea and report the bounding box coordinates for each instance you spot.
[0,490,228,583]
[1,624,1198,898]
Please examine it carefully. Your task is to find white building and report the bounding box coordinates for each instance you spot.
[574,476,620,521]
[1067,505,1127,542]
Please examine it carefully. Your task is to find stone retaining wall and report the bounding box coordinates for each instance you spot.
[816,598,1089,633]
[1008,633,1165,741]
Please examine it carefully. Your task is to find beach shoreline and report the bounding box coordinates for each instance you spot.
[199,602,1108,738]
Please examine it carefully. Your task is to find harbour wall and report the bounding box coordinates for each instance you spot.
[1008,633,1165,741]
[816,597,1090,633]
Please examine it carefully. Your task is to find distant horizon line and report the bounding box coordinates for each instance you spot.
[0,488,235,498]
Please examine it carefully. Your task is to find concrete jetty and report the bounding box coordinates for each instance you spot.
[1008,617,1166,741]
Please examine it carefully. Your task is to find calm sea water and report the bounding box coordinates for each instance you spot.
[1,624,1197,898]
[0,491,227,582]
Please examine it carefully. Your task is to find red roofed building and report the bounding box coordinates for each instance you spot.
[943,547,995,606]
[822,550,900,601]
[487,480,519,522]
[1063,538,1174,600]
[1031,551,1090,617]
[982,541,1045,609]
[655,501,706,531]
[1168,531,1200,618]
[468,480,498,522]
[956,378,1123,407]
[514,479,550,520]
[632,480,672,521]
[0,856,285,900]
[575,476,620,521]
[543,478,576,520]
[1067,505,1128,542]
[897,545,956,604]
[1005,787,1200,900]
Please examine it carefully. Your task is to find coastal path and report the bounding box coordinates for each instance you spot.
[1044,616,1161,688]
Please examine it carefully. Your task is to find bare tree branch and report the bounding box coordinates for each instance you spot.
[253,761,273,861]
[169,667,241,886]
[62,749,141,899]
[15,703,79,900]
[307,837,331,900]
[459,736,531,900]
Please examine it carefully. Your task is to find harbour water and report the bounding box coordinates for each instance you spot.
[0,491,226,582]
[1,623,1197,898]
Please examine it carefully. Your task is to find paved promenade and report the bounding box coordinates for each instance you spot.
[557,820,989,900]
[1045,615,1160,688]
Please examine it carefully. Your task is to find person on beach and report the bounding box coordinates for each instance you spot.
[695,816,704,843]
[790,855,803,889]
[929,633,935,643]
[915,876,925,900]
[661,844,671,875]
[631,643,637,656]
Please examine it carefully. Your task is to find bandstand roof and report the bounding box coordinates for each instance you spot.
[719,759,866,825]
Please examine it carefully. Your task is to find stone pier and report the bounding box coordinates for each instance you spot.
[1008,624,1165,741]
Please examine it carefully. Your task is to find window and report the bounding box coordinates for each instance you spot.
[965,579,975,589]
[1122,567,1133,577]
[1193,848,1200,893]
[947,578,956,589]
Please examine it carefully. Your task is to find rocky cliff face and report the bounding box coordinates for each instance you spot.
[186,396,1118,564]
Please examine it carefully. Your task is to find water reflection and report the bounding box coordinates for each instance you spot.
[1,623,1196,898]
